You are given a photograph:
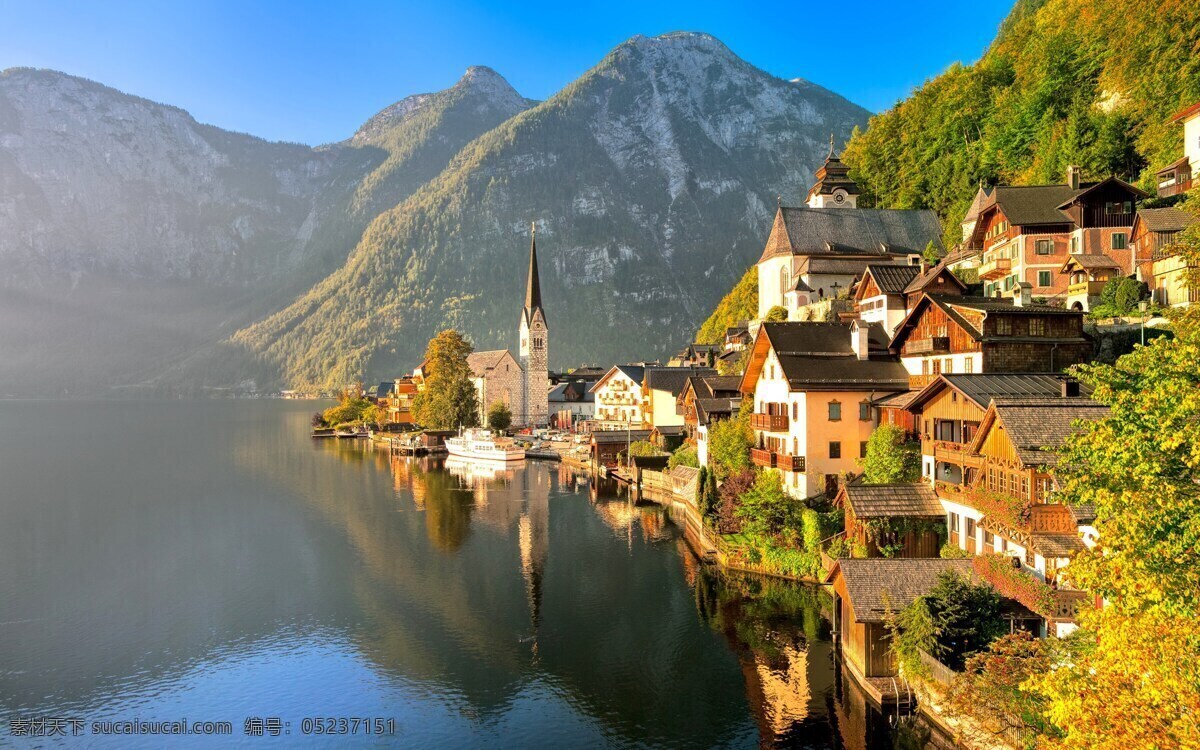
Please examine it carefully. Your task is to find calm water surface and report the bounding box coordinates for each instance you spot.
[0,401,926,748]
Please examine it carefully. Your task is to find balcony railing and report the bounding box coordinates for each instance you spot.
[751,413,789,431]
[751,448,805,472]
[1158,177,1193,199]
[1052,589,1090,621]
[934,441,984,469]
[934,479,966,501]
[979,256,1011,280]
[1067,280,1107,298]
[907,336,950,355]
[751,447,776,468]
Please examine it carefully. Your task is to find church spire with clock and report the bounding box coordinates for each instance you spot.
[519,223,549,427]
[805,134,860,208]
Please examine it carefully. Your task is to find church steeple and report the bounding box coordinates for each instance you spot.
[806,133,860,208]
[519,222,549,427]
[523,222,544,324]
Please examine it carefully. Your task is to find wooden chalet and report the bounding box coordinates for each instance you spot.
[836,483,944,558]
[854,261,967,336]
[678,375,741,439]
[889,293,1092,390]
[1060,253,1122,312]
[1132,207,1200,307]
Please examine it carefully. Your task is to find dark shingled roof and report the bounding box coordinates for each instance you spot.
[1070,504,1097,525]
[904,260,968,295]
[696,397,739,426]
[842,483,943,519]
[832,559,976,622]
[987,397,1110,466]
[984,184,1083,226]
[760,206,945,262]
[686,375,742,400]
[592,429,652,444]
[863,264,921,294]
[644,367,717,396]
[1135,206,1197,233]
[927,374,1092,410]
[758,322,909,391]
[1063,254,1121,272]
[614,364,646,385]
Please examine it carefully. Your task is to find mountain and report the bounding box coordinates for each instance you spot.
[841,0,1200,245]
[0,66,537,395]
[233,32,870,389]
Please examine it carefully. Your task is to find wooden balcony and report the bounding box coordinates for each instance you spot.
[934,441,985,469]
[1067,280,1106,298]
[979,256,1011,280]
[908,373,938,390]
[1051,589,1090,621]
[751,413,789,431]
[1158,177,1193,199]
[934,479,967,501]
[751,447,776,468]
[777,453,806,472]
[907,336,950,355]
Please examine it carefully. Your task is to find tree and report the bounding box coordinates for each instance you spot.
[947,633,1061,742]
[486,401,512,432]
[735,470,798,538]
[668,443,699,469]
[716,469,754,534]
[858,423,920,483]
[764,305,789,323]
[311,412,328,428]
[363,404,388,427]
[889,570,1004,676]
[707,414,752,480]
[1023,206,1200,748]
[322,395,371,427]
[922,240,941,267]
[411,330,480,430]
[699,465,719,519]
[1098,276,1148,314]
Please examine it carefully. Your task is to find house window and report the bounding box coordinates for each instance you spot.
[996,317,1012,336]
[792,402,798,420]
[963,358,973,373]
[793,437,798,454]
[829,441,841,459]
[1038,270,1052,287]
[949,513,960,532]
[1004,275,1014,291]
[983,530,995,546]
[828,401,841,421]
[1105,201,1132,215]
[1070,236,1079,253]
[1035,239,1053,255]
[1111,232,1128,250]
[859,401,871,421]
[943,358,952,374]
[922,360,930,376]
[1029,318,1046,336]
[966,517,977,538]
[780,266,789,298]
[860,441,869,459]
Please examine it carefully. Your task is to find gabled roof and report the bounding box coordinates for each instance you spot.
[592,429,652,444]
[759,205,945,262]
[467,349,518,376]
[903,261,968,295]
[962,185,994,223]
[682,374,743,402]
[1061,254,1121,273]
[859,264,921,296]
[828,559,977,623]
[1154,156,1192,177]
[840,483,943,519]
[905,373,1092,413]
[1133,206,1197,234]
[696,397,739,426]
[889,294,1085,353]
[741,322,908,393]
[644,367,717,396]
[590,364,646,393]
[377,381,396,397]
[982,184,1084,226]
[1055,176,1149,209]
[967,397,1110,467]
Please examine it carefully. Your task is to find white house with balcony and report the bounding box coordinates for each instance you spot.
[589,365,646,430]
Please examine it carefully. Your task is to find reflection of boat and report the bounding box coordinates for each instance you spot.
[445,456,522,483]
[444,429,526,461]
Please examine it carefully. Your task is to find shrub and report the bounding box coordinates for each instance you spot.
[736,470,798,537]
[668,443,699,469]
[940,542,971,559]
[764,305,789,322]
[716,469,754,534]
[486,401,512,432]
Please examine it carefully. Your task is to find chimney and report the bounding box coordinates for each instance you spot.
[1061,379,1081,398]
[919,258,929,275]
[1066,165,1081,190]
[1013,281,1032,307]
[850,320,870,361]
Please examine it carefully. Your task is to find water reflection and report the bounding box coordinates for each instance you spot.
[0,401,937,748]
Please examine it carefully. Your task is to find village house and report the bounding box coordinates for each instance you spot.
[853,261,967,336]
[678,374,742,466]
[739,321,909,499]
[756,144,944,320]
[1060,253,1122,312]
[887,291,1092,391]
[641,366,716,430]
[835,482,945,558]
[378,377,418,424]
[968,169,1148,300]
[590,429,652,469]
[590,365,647,430]
[1133,208,1199,308]
[548,379,595,430]
[1155,100,1199,199]
[668,343,721,368]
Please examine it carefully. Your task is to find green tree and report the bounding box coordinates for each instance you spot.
[921,240,941,267]
[668,443,699,469]
[323,396,371,427]
[858,423,920,483]
[764,305,789,323]
[412,329,480,430]
[735,470,797,537]
[889,570,1004,676]
[364,404,388,427]
[708,414,752,480]
[486,401,512,432]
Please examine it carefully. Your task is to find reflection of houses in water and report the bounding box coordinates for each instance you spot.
[754,644,811,734]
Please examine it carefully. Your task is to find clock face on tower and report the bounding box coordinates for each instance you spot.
[833,191,846,204]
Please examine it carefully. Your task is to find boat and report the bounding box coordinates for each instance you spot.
[444,428,526,462]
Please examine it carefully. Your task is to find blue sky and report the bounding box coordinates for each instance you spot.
[0,0,1012,145]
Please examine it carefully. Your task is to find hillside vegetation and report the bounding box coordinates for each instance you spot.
[696,267,757,345]
[842,0,1200,245]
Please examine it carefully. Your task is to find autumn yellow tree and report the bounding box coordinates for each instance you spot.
[1029,194,1200,748]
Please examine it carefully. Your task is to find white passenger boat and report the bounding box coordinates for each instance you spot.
[444,428,526,462]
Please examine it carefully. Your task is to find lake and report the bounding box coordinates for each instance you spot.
[0,401,928,748]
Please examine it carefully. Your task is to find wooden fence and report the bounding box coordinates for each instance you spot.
[919,650,1039,749]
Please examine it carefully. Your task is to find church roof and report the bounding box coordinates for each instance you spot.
[759,206,945,263]
[806,137,861,200]
[523,224,545,325]
[467,349,517,376]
